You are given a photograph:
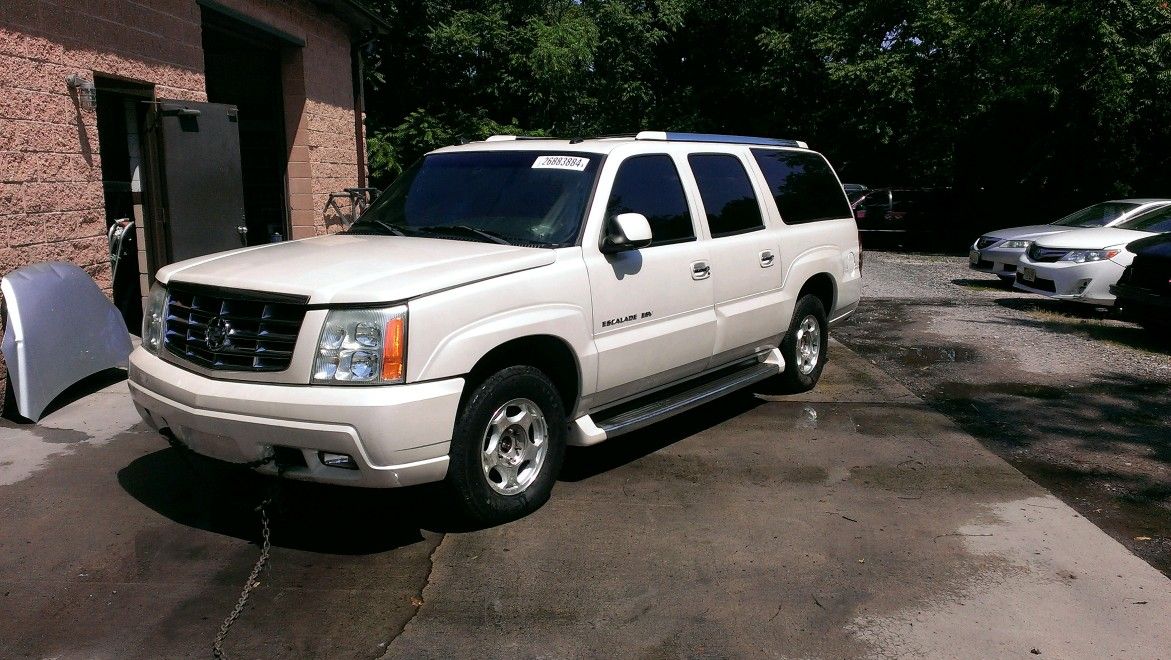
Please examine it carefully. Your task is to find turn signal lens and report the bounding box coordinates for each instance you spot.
[382,317,405,381]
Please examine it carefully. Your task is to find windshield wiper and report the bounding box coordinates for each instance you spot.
[348,218,407,237]
[415,225,513,245]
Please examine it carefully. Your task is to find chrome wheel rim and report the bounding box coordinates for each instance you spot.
[795,315,821,375]
[480,398,548,496]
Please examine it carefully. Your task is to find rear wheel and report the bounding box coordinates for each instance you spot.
[446,365,566,525]
[774,295,828,394]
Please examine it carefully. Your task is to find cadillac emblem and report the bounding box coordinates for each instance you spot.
[205,316,232,351]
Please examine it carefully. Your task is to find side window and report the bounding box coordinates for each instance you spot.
[751,149,852,224]
[606,154,694,245]
[687,154,765,237]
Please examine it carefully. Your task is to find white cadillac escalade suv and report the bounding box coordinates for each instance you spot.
[128,132,862,523]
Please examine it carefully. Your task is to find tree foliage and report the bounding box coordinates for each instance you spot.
[362,0,1171,218]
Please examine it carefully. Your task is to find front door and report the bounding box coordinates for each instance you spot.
[148,100,248,263]
[583,154,717,406]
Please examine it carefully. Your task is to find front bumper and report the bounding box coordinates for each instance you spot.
[128,347,464,488]
[969,246,1024,277]
[1111,282,1171,311]
[1013,259,1125,306]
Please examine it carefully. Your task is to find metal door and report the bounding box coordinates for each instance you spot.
[150,100,248,263]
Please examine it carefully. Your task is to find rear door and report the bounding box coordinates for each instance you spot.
[583,153,716,405]
[684,152,783,366]
[149,100,248,263]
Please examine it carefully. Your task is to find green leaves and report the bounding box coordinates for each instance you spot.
[361,0,1171,206]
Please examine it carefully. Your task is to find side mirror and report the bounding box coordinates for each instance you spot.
[602,213,652,253]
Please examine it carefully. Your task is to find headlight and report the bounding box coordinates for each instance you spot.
[142,282,168,354]
[312,306,407,385]
[1059,249,1120,264]
[1001,240,1031,249]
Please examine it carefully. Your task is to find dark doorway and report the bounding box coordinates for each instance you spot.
[94,77,153,334]
[201,8,289,244]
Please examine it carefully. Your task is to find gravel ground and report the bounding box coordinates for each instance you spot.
[836,250,1171,574]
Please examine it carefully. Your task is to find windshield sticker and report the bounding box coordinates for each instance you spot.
[532,155,589,171]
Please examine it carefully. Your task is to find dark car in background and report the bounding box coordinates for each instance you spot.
[1111,232,1171,333]
[851,188,960,250]
[842,183,868,202]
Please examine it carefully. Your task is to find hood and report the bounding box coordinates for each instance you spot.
[984,224,1073,241]
[1033,227,1154,250]
[157,234,558,304]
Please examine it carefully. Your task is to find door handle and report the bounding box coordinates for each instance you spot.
[759,250,775,268]
[236,225,248,236]
[691,260,711,280]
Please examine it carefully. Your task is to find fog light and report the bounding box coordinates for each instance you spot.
[319,451,359,470]
[1075,279,1092,293]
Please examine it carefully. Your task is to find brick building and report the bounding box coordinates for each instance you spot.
[1,0,387,396]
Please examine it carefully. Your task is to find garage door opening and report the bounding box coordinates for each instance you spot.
[201,8,291,244]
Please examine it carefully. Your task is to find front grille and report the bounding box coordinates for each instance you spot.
[975,258,994,269]
[976,236,999,249]
[163,284,308,372]
[1016,273,1057,292]
[1026,244,1071,263]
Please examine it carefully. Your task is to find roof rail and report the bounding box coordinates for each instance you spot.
[635,131,807,149]
[483,135,556,142]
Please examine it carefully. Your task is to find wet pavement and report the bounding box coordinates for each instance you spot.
[1,333,1169,658]
[835,251,1171,576]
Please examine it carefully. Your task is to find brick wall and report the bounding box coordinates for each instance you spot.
[0,0,366,406]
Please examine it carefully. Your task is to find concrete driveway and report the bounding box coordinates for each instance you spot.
[0,343,1168,658]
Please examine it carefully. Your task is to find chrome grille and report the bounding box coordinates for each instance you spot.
[976,236,999,250]
[1026,244,1070,263]
[163,284,308,372]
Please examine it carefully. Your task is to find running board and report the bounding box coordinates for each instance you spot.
[573,361,779,444]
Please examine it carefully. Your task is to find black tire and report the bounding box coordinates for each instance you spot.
[446,365,566,525]
[774,295,829,394]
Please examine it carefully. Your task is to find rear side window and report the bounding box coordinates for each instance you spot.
[751,149,851,224]
[607,155,694,245]
[687,154,765,237]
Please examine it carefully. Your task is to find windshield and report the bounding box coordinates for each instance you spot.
[350,151,602,246]
[1118,205,1171,233]
[1051,202,1140,227]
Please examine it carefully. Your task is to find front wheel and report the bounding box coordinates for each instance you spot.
[774,295,829,393]
[446,366,566,525]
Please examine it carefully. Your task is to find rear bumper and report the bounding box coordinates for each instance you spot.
[128,347,464,488]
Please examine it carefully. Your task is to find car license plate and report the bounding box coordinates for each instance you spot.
[1022,267,1036,283]
[969,249,980,265]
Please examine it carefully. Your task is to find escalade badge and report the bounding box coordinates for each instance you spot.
[205,316,232,351]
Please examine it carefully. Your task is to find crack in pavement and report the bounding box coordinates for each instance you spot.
[376,531,446,658]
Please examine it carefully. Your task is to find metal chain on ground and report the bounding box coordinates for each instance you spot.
[211,495,274,660]
[158,430,283,659]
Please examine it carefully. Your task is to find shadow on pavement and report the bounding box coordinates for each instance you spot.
[560,390,763,482]
[994,297,1170,354]
[951,277,1013,291]
[118,447,479,555]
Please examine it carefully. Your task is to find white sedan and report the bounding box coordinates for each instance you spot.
[970,199,1170,280]
[1014,204,1171,306]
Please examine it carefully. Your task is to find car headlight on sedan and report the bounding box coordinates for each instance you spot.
[142,282,168,354]
[1000,239,1031,249]
[312,306,407,384]
[1059,249,1120,264]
